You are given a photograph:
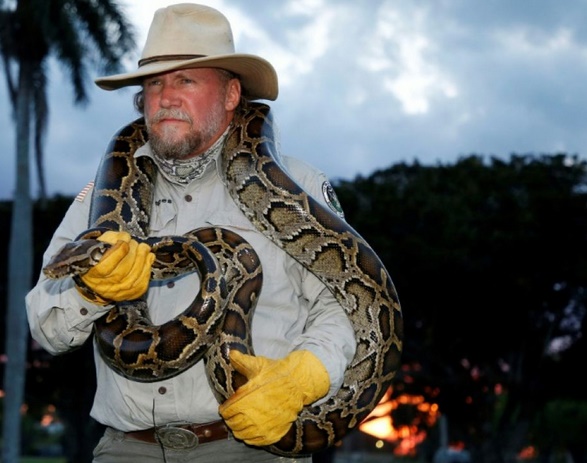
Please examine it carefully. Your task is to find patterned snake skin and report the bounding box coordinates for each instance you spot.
[43,102,403,456]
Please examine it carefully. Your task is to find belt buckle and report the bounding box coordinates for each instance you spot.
[155,425,199,450]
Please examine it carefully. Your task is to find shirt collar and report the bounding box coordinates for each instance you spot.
[135,126,230,185]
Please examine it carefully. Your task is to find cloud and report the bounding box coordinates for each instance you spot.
[1,0,587,199]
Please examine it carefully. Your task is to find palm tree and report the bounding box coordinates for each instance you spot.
[0,1,135,461]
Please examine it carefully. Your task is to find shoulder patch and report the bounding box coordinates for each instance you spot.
[75,181,94,202]
[322,181,345,219]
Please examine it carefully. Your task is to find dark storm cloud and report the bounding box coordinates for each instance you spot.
[1,0,586,199]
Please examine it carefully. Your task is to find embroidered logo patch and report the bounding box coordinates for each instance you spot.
[322,181,345,219]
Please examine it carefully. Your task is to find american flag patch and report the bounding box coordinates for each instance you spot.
[75,182,94,202]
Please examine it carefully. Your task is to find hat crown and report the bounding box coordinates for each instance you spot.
[142,3,235,60]
[94,2,278,100]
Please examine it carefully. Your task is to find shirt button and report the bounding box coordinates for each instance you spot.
[80,308,88,316]
[167,282,175,289]
[158,387,167,395]
[185,194,192,202]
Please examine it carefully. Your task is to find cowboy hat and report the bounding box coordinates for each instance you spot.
[95,3,278,100]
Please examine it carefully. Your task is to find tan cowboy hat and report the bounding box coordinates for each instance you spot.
[95,3,278,100]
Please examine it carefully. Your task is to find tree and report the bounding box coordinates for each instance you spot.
[2,153,586,460]
[334,153,587,459]
[0,1,135,461]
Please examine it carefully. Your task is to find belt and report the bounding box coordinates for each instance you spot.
[125,420,230,450]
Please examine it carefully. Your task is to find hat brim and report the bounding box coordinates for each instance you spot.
[95,54,278,101]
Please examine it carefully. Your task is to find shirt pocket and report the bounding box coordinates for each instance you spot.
[149,199,177,235]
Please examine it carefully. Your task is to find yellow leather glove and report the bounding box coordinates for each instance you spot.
[218,350,330,446]
[75,231,154,304]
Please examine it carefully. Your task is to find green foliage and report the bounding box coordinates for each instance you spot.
[530,399,587,454]
[2,153,586,460]
[334,153,587,456]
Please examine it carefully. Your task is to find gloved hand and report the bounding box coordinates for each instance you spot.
[75,230,154,304]
[218,349,330,446]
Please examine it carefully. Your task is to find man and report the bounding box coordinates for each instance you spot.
[26,3,355,463]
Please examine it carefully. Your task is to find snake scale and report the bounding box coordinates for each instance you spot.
[43,102,403,456]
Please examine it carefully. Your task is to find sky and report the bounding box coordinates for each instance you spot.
[2,0,587,200]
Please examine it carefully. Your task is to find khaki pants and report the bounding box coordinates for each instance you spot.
[93,427,312,463]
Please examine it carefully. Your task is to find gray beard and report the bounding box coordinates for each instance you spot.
[147,101,226,160]
[150,131,201,160]
[149,116,222,161]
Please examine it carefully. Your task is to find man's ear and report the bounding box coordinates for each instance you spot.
[225,78,241,111]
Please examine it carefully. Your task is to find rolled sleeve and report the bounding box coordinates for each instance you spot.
[282,156,356,399]
[26,183,111,354]
[291,270,356,401]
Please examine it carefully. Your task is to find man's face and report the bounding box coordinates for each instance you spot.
[143,67,240,160]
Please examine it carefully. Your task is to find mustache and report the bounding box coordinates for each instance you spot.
[151,109,192,124]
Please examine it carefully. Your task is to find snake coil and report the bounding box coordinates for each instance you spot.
[43,102,403,456]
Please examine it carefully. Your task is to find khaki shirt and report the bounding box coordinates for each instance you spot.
[26,143,356,431]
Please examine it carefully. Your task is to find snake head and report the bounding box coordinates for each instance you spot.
[42,239,111,279]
